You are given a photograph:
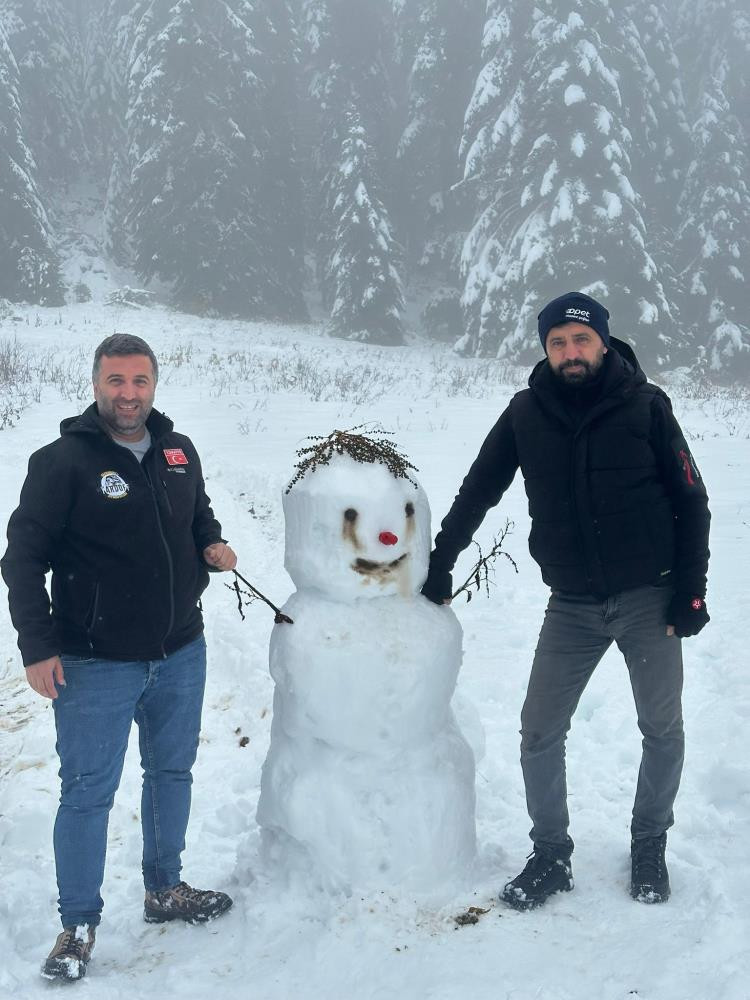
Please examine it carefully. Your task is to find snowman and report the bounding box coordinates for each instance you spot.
[256,430,476,891]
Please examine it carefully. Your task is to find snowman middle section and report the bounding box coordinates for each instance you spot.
[258,592,476,891]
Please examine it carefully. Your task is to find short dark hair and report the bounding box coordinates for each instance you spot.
[92,333,159,383]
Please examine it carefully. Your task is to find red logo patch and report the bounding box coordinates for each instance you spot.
[691,598,703,611]
[163,448,188,466]
[679,449,696,486]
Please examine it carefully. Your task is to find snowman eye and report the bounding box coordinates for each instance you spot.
[344,508,358,522]
[405,502,415,518]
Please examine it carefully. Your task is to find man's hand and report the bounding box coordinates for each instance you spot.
[421,568,453,606]
[666,594,710,638]
[203,542,238,572]
[26,655,65,699]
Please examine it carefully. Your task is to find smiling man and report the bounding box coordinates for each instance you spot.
[422,291,711,910]
[1,334,237,982]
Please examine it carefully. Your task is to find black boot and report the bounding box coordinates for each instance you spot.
[501,845,574,911]
[631,834,670,903]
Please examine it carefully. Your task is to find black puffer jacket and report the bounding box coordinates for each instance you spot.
[1,405,224,665]
[428,340,710,599]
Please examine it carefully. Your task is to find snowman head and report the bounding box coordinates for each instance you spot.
[283,433,431,603]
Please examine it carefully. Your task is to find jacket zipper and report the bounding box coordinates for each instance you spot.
[86,583,101,649]
[569,430,590,589]
[160,479,174,516]
[141,458,175,658]
[571,402,616,595]
[101,438,176,658]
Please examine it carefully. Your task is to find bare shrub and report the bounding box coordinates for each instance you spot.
[0,338,88,428]
[0,339,35,429]
[659,369,750,439]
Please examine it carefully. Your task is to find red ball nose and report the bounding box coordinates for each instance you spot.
[379,531,398,546]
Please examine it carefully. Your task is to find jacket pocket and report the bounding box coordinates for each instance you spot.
[52,573,97,630]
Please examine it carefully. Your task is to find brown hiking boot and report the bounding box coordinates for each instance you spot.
[144,881,233,924]
[41,924,96,981]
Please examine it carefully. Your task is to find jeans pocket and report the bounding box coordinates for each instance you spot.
[60,654,96,665]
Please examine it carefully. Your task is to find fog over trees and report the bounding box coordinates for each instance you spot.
[0,0,747,372]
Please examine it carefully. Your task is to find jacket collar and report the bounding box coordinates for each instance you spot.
[60,403,174,442]
[528,337,646,431]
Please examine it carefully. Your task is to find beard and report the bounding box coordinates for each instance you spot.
[97,398,152,437]
[552,352,606,386]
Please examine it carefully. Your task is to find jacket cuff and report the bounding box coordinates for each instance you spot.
[421,569,453,603]
[19,635,60,669]
[196,533,225,553]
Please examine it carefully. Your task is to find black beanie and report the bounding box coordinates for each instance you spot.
[538,292,610,350]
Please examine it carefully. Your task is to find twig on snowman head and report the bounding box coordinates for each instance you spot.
[286,425,419,492]
[451,520,518,603]
[225,570,294,624]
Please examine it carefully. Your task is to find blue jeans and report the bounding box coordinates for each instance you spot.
[53,635,206,927]
[520,585,684,852]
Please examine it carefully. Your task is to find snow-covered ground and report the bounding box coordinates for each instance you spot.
[1,302,748,1000]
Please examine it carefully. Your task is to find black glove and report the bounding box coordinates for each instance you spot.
[421,568,453,605]
[667,593,710,637]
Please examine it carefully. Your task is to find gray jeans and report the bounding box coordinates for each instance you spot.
[520,584,684,853]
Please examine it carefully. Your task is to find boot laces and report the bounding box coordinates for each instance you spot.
[526,850,550,873]
[58,926,90,960]
[633,838,665,881]
[525,848,566,873]
[172,881,207,903]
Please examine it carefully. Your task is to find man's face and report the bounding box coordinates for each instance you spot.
[546,323,607,384]
[93,354,156,441]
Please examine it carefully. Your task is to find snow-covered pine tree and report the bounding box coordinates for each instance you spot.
[616,2,690,229]
[312,0,397,177]
[457,0,537,355]
[89,0,151,264]
[671,0,750,373]
[0,23,62,303]
[613,2,691,349]
[393,0,483,268]
[234,0,307,320]
[299,0,344,216]
[672,0,750,142]
[125,0,297,318]
[301,0,396,200]
[78,0,142,178]
[459,0,676,368]
[0,0,86,183]
[677,78,750,376]
[301,0,402,330]
[322,108,405,344]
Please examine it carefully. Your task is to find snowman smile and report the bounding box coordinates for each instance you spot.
[352,552,409,577]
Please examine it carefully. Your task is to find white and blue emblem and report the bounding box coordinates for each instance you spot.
[100,471,130,500]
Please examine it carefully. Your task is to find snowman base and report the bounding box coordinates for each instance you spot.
[256,593,477,893]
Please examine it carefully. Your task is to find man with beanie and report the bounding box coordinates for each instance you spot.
[422,291,710,910]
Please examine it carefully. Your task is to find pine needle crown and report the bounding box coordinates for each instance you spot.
[286,425,419,493]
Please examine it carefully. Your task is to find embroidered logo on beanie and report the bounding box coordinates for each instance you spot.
[564,307,590,322]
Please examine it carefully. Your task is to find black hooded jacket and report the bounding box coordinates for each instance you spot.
[1,404,224,666]
[428,339,710,599]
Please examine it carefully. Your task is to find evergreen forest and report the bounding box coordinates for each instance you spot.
[0,0,747,373]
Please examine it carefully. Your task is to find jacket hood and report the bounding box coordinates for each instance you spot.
[59,403,174,440]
